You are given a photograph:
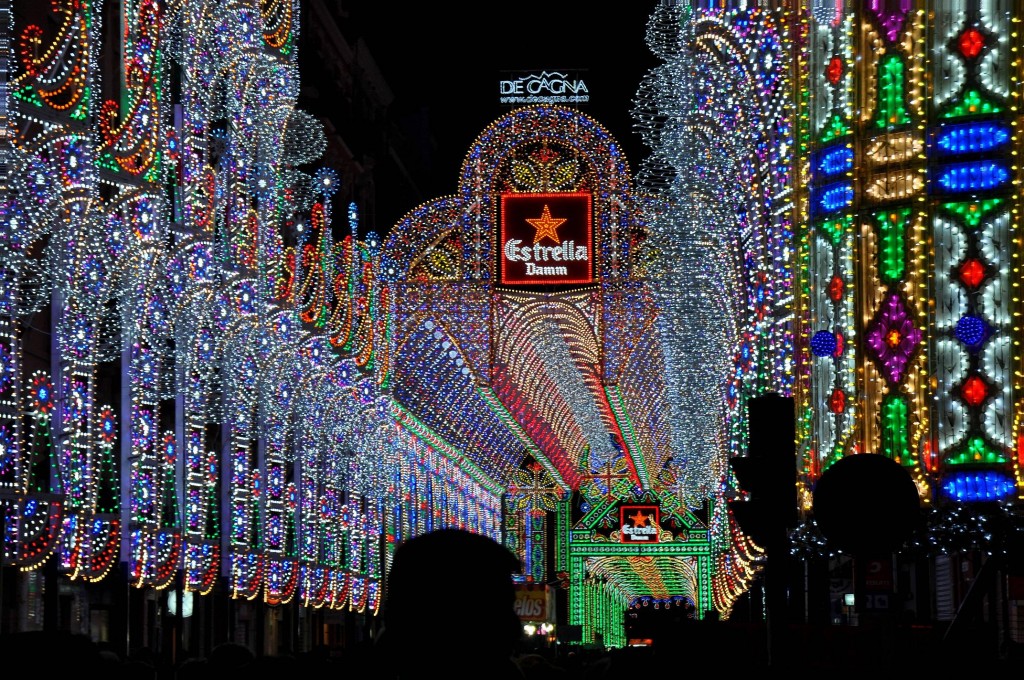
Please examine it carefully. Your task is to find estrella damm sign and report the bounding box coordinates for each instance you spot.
[499,192,593,286]
[619,504,660,543]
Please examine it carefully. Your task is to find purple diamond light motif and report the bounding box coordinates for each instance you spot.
[865,293,921,385]
[868,0,912,44]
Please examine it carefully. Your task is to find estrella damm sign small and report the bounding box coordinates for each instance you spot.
[619,504,660,543]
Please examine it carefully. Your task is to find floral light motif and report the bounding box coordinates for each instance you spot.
[865,293,921,384]
[97,408,117,445]
[28,373,54,417]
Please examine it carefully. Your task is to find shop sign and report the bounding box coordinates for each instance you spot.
[514,583,553,622]
[864,556,893,591]
[498,70,590,105]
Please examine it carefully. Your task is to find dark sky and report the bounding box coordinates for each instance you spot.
[343,2,661,207]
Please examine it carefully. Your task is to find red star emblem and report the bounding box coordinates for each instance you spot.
[526,204,566,244]
[629,511,649,527]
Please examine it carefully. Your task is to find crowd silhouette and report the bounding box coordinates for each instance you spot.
[1,527,1021,678]
[374,527,526,679]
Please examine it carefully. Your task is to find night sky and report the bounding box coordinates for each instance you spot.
[341,2,661,209]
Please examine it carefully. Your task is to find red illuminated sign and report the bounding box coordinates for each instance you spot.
[499,192,593,286]
[514,583,554,622]
[619,505,660,543]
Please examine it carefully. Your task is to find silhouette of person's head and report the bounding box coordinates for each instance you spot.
[379,528,524,678]
[206,641,255,671]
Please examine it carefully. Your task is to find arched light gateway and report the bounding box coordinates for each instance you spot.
[379,104,747,643]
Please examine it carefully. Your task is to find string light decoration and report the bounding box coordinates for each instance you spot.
[531,311,619,475]
[796,0,1019,513]
[0,0,414,618]
[927,0,1017,499]
[99,0,161,176]
[390,317,527,486]
[589,553,697,610]
[17,0,133,586]
[632,2,794,614]
[0,0,58,569]
[491,291,591,489]
[379,94,728,641]
[506,460,567,581]
[15,0,91,116]
[4,0,1016,648]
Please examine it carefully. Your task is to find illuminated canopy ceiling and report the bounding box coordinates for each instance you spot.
[380,106,700,606]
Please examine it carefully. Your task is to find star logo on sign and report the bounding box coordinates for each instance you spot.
[629,510,649,527]
[526,204,566,244]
